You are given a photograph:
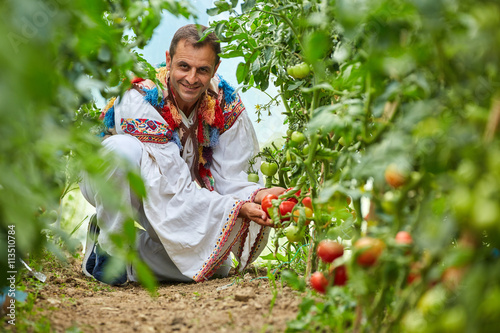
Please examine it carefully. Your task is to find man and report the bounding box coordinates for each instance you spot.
[80,24,284,285]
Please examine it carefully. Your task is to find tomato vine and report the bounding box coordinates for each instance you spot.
[209,0,500,331]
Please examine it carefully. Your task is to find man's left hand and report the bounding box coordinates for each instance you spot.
[239,202,274,227]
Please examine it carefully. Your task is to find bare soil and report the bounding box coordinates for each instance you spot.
[4,254,302,333]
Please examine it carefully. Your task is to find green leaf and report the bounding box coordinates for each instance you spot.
[207,7,220,16]
[127,171,146,198]
[133,260,158,296]
[236,62,249,83]
[304,30,331,62]
[242,0,257,13]
[281,269,306,291]
[123,219,137,245]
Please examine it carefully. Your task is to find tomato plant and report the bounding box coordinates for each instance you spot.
[209,0,500,331]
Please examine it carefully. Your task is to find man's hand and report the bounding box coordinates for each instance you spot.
[239,202,274,227]
[254,187,286,204]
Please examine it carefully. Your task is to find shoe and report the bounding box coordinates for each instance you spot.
[81,214,128,286]
[92,245,128,286]
[82,214,99,278]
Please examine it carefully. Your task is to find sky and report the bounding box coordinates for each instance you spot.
[134,0,287,146]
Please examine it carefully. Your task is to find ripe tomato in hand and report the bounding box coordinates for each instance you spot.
[354,237,385,267]
[317,240,344,263]
[279,201,296,221]
[261,194,278,218]
[310,271,328,294]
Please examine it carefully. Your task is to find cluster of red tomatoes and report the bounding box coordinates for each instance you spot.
[310,240,347,293]
[309,231,414,294]
[261,188,313,234]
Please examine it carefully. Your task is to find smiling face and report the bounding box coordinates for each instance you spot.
[166,40,220,115]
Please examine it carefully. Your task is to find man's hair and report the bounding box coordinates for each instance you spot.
[169,24,221,66]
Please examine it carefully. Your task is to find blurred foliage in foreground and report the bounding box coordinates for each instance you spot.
[0,0,194,288]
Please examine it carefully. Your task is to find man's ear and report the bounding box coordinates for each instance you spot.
[212,60,221,77]
[165,50,171,70]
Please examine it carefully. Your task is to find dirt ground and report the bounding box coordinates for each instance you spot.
[4,254,303,333]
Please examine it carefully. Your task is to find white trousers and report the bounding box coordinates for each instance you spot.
[80,134,232,282]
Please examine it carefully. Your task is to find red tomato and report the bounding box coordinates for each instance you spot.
[354,237,385,267]
[317,240,344,263]
[333,265,348,286]
[395,231,413,245]
[279,201,296,221]
[310,271,328,294]
[301,196,313,210]
[261,194,278,218]
[384,164,408,188]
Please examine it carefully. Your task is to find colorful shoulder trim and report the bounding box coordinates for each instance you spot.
[217,76,246,134]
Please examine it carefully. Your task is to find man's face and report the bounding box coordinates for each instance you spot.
[166,40,220,114]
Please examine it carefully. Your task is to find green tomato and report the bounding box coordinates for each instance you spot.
[247,173,259,183]
[287,66,298,78]
[287,62,310,79]
[302,144,310,155]
[291,131,306,146]
[294,62,310,79]
[284,225,304,243]
[260,161,278,177]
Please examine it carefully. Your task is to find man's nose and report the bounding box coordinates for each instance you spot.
[186,68,197,84]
